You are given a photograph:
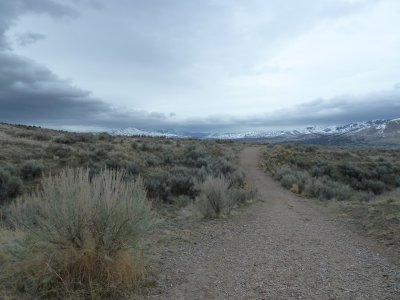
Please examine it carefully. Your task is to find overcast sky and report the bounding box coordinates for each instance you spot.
[0,0,400,132]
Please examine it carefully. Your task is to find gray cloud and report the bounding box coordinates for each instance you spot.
[89,0,377,80]
[225,87,400,131]
[161,86,400,132]
[0,1,102,126]
[0,52,176,129]
[0,0,75,48]
[14,32,46,47]
[1,46,399,132]
[0,0,174,130]
[0,0,399,133]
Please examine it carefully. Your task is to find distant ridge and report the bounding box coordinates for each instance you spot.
[204,119,389,140]
[109,118,400,146]
[110,128,184,138]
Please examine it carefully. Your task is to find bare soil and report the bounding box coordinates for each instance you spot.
[140,147,400,299]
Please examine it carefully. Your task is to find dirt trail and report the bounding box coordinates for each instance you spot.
[142,147,400,299]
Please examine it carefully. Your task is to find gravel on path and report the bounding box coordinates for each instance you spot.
[140,147,400,299]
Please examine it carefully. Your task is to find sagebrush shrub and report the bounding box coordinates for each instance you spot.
[32,131,52,141]
[275,165,310,192]
[5,168,153,297]
[303,176,352,201]
[195,176,232,218]
[0,168,22,203]
[19,160,44,180]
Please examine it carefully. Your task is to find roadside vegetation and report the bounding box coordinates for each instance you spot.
[0,123,255,299]
[261,143,400,252]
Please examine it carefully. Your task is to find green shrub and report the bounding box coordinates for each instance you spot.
[365,180,385,195]
[0,168,22,203]
[145,172,170,201]
[145,167,198,202]
[19,160,45,180]
[5,168,153,297]
[32,131,52,141]
[105,157,141,176]
[195,176,232,218]
[275,165,310,192]
[230,187,256,204]
[208,158,236,176]
[303,176,352,201]
[46,144,72,159]
[144,154,162,167]
[168,167,197,198]
[227,169,245,188]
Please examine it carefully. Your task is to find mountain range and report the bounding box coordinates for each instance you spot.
[109,118,400,146]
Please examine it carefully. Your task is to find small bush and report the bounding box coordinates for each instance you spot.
[105,157,141,176]
[46,144,72,159]
[145,172,170,201]
[230,187,256,204]
[195,176,232,218]
[0,168,22,203]
[33,131,52,141]
[227,169,245,188]
[5,168,153,298]
[275,165,310,192]
[303,177,352,201]
[365,180,385,195]
[19,160,45,180]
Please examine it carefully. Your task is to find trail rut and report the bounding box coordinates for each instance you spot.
[142,147,400,299]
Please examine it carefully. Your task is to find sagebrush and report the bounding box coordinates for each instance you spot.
[196,176,233,218]
[2,168,153,298]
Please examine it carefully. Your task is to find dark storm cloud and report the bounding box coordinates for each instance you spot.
[0,0,174,130]
[0,0,91,124]
[0,53,103,121]
[0,52,175,129]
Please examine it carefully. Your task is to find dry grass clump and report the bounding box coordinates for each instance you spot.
[2,168,153,298]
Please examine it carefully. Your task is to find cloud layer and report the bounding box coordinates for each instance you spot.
[0,0,176,130]
[0,0,399,132]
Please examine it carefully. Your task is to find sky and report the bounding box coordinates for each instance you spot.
[0,0,400,132]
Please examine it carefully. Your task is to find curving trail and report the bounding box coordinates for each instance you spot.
[142,147,400,299]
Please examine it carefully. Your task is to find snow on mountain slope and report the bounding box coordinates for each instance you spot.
[205,119,392,140]
[108,118,399,143]
[110,128,184,138]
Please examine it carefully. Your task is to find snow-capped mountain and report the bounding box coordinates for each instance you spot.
[109,118,400,146]
[205,119,390,140]
[110,128,184,138]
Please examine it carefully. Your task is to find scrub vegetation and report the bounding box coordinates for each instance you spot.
[261,143,400,251]
[0,123,255,299]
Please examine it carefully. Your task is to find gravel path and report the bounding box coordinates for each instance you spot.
[142,147,400,299]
